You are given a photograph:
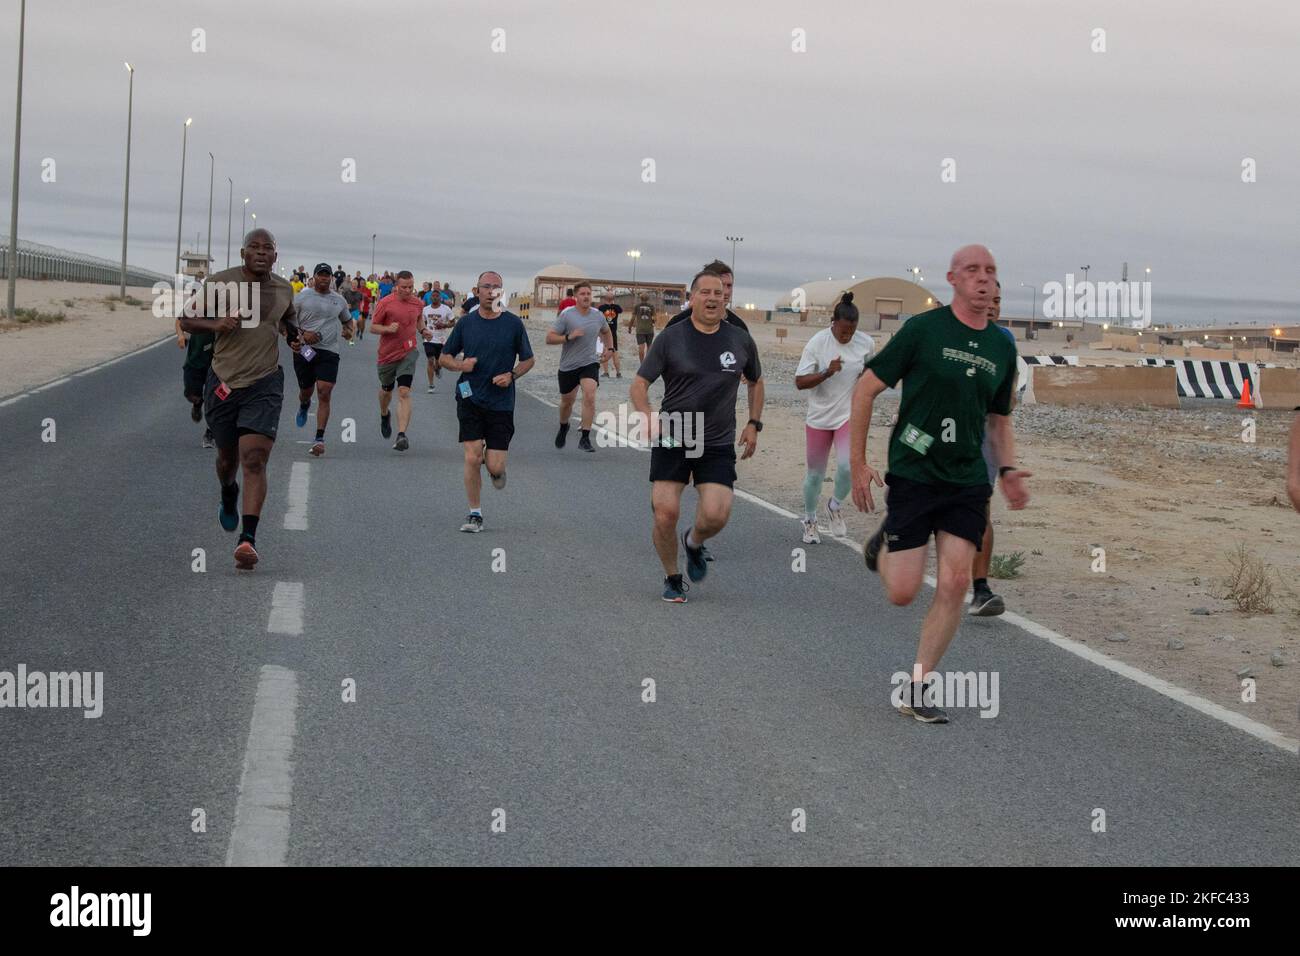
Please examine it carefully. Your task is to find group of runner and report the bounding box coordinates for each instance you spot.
[178,231,1029,724]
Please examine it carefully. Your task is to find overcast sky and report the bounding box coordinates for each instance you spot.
[1,0,1296,325]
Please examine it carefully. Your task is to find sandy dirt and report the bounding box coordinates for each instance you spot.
[0,280,172,398]
[521,313,1299,742]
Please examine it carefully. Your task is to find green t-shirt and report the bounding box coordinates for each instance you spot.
[184,330,215,370]
[866,306,1016,486]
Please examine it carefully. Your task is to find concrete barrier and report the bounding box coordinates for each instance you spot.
[1258,367,1300,409]
[1031,364,1178,408]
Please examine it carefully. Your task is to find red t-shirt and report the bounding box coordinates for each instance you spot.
[558,297,576,313]
[373,295,424,365]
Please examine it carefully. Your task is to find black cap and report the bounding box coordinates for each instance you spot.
[313,262,333,276]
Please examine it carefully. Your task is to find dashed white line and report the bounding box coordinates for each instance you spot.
[225,665,299,867]
[522,388,1299,756]
[283,462,311,531]
[267,582,305,635]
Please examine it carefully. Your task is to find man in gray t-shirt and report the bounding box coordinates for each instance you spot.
[544,281,612,452]
[291,263,355,456]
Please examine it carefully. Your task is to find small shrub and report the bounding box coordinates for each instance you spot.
[12,308,66,324]
[1213,543,1275,614]
[989,551,1027,579]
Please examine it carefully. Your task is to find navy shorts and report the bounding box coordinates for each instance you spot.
[203,366,284,448]
[882,473,991,552]
[649,445,737,488]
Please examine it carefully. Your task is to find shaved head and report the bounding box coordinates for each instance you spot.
[242,227,276,248]
[946,244,998,323]
[949,244,993,272]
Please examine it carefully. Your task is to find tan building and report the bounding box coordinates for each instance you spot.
[531,262,685,316]
[774,277,940,329]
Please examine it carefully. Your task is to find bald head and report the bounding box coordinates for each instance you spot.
[946,244,997,321]
[243,227,276,248]
[240,228,278,278]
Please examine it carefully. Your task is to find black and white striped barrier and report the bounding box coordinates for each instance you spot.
[1022,355,1080,366]
[1138,358,1256,400]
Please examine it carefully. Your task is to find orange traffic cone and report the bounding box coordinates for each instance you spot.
[1237,378,1256,408]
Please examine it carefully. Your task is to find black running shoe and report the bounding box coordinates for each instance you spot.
[555,422,570,449]
[578,433,595,453]
[394,433,409,452]
[701,543,714,563]
[380,413,392,439]
[190,401,202,423]
[662,574,689,603]
[898,682,949,724]
[682,529,708,582]
[968,585,1006,617]
[864,525,886,573]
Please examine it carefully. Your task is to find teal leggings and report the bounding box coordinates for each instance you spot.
[804,422,852,517]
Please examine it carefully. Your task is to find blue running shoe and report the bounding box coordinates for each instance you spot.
[682,529,708,583]
[296,402,309,428]
[219,486,239,532]
[662,574,689,603]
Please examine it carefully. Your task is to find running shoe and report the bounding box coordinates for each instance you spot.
[826,502,847,537]
[296,403,309,428]
[701,543,714,563]
[201,429,214,449]
[490,470,507,490]
[427,385,435,393]
[616,371,622,378]
[682,529,708,582]
[218,484,239,532]
[555,422,570,449]
[394,434,409,451]
[460,513,484,533]
[234,538,259,570]
[898,682,949,724]
[968,584,1006,617]
[578,433,595,453]
[310,440,325,457]
[190,401,202,423]
[662,574,689,603]
[380,413,392,439]
[864,524,886,573]
[801,518,821,544]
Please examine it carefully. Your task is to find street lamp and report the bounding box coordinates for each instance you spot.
[174,117,192,276]
[241,197,249,244]
[371,233,376,275]
[1080,264,1091,284]
[1020,281,1037,334]
[6,0,27,323]
[725,235,743,272]
[119,61,134,299]
[225,177,232,269]
[205,152,214,275]
[627,248,641,288]
[908,266,922,283]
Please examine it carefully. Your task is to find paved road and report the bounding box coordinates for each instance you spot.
[0,336,1295,865]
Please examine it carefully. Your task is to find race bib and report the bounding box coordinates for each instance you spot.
[899,423,934,455]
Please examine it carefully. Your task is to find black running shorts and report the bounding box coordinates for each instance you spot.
[203,366,284,449]
[183,364,207,401]
[636,332,654,346]
[457,399,515,451]
[292,348,340,390]
[882,473,991,551]
[423,342,443,360]
[557,362,600,394]
[649,444,737,488]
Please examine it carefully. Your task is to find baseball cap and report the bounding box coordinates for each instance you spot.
[313,262,333,276]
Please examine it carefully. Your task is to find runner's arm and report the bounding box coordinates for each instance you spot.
[985,413,1017,471]
[849,370,888,464]
[1288,413,1300,512]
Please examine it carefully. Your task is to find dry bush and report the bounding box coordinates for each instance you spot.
[1213,543,1275,614]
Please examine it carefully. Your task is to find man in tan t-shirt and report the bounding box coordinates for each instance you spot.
[180,227,298,570]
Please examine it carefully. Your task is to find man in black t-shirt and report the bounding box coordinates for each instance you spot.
[630,270,764,603]
[599,295,623,378]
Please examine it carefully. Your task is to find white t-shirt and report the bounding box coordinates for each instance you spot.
[796,327,876,430]
[422,303,455,344]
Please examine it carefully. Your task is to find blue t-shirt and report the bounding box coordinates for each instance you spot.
[442,310,533,412]
[379,282,393,298]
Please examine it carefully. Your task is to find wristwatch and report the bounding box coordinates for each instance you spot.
[999,465,1015,476]
[748,419,763,433]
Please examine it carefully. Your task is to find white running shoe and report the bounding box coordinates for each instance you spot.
[801,518,821,544]
[826,502,847,537]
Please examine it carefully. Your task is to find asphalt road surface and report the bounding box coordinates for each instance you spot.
[0,335,1295,866]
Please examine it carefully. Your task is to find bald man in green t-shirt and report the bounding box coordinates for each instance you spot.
[849,244,1032,723]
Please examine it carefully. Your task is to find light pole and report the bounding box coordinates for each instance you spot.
[7,0,27,323]
[119,61,133,300]
[1080,264,1091,285]
[1020,281,1037,335]
[174,117,192,276]
[241,197,249,244]
[725,235,743,273]
[907,266,922,284]
[626,249,641,290]
[371,234,376,275]
[205,152,214,275]
[225,177,232,269]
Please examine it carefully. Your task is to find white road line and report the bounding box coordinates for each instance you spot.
[0,335,172,404]
[267,581,305,635]
[521,388,1300,756]
[225,665,299,867]
[283,462,310,531]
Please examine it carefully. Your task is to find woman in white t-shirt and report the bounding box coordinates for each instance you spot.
[420,300,456,392]
[794,292,875,543]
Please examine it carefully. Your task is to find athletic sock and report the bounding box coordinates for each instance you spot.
[581,429,590,440]
[240,514,259,542]
[973,577,988,591]
[685,530,700,550]
[558,422,570,431]
[829,496,841,511]
[299,400,310,410]
[221,480,239,508]
[315,429,325,441]
[470,508,482,517]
